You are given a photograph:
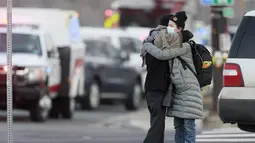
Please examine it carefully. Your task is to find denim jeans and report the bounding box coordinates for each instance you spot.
[174,117,196,143]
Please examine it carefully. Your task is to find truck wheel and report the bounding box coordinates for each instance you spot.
[125,82,142,111]
[30,95,51,122]
[60,97,75,119]
[81,81,100,110]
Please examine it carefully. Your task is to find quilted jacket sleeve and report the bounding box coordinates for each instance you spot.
[142,42,189,60]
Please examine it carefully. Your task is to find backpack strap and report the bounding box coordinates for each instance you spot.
[188,40,196,48]
[177,57,197,78]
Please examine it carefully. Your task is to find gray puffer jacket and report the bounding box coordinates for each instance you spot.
[142,42,203,119]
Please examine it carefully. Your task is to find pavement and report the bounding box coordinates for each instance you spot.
[0,101,253,143]
[0,103,151,143]
[95,108,206,133]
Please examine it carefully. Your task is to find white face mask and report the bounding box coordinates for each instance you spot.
[167,26,175,34]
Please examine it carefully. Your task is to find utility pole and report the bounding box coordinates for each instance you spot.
[200,0,234,114]
[211,5,228,113]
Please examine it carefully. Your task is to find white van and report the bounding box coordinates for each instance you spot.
[0,8,85,122]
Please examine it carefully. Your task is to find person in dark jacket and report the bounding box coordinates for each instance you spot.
[142,11,192,143]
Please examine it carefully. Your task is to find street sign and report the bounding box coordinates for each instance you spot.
[201,0,234,6]
[213,0,234,5]
[222,7,234,18]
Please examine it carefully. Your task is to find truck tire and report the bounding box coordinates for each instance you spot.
[30,94,51,122]
[60,97,75,119]
[81,81,100,110]
[125,82,142,111]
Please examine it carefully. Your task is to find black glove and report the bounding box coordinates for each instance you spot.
[181,30,194,43]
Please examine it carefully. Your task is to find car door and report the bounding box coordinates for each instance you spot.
[44,34,61,97]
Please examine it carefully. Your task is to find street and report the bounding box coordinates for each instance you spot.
[0,103,152,143]
[0,103,253,143]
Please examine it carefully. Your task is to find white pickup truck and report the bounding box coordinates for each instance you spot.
[0,8,85,122]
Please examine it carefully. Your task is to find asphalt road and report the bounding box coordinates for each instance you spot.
[0,102,154,143]
[0,102,253,143]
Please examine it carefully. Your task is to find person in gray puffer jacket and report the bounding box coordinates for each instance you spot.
[142,24,203,143]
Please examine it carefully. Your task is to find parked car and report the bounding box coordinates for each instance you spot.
[218,10,255,132]
[79,38,143,111]
[80,27,145,93]
[124,26,151,92]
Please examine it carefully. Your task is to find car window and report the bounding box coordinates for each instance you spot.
[230,33,235,41]
[84,40,108,57]
[0,33,42,56]
[228,16,255,58]
[119,37,137,53]
[132,38,142,53]
[104,42,119,59]
[83,35,111,42]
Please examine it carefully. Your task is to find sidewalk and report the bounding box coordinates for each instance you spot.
[96,108,208,133]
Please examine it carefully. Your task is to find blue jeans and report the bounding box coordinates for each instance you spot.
[174,117,196,143]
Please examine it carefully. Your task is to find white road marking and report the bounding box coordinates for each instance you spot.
[197,128,255,142]
[197,133,255,138]
[196,138,255,142]
[201,128,246,134]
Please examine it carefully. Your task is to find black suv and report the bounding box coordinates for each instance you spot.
[79,39,143,111]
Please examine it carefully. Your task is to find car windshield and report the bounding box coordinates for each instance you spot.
[0,33,42,56]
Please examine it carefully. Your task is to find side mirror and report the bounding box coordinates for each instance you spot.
[47,50,59,58]
[47,50,54,58]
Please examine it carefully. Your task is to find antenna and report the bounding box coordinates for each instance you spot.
[7,0,13,143]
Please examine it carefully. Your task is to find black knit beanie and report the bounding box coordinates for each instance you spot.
[171,11,188,29]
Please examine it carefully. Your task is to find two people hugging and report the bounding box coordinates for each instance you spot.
[141,11,203,143]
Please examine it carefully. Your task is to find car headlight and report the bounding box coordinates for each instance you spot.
[16,67,46,82]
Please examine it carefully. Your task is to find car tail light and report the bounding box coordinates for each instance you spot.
[223,63,244,87]
[3,65,7,72]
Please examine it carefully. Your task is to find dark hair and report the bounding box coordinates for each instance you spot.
[159,14,174,26]
[181,30,193,43]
